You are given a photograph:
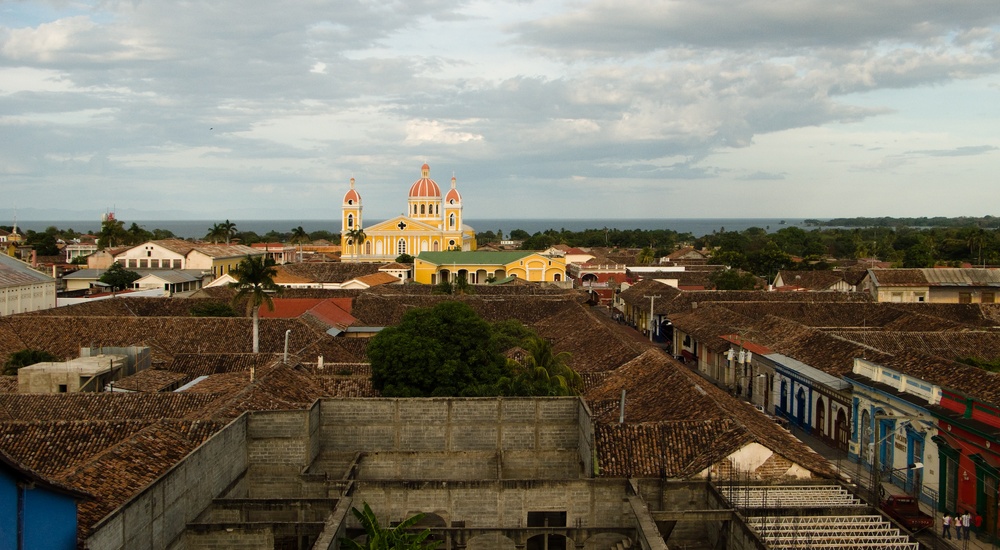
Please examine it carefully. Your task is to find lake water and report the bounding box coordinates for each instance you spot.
[15,218,813,240]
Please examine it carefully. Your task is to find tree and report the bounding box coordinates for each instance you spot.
[368,301,508,397]
[100,262,141,292]
[3,349,59,375]
[637,247,656,265]
[229,255,280,353]
[346,227,367,256]
[221,219,237,244]
[505,335,581,396]
[99,218,129,249]
[710,268,761,290]
[290,226,310,245]
[189,302,238,317]
[339,502,439,550]
[395,253,414,264]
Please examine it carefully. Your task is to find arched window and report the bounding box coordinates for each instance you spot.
[397,239,407,256]
[365,241,372,254]
[420,204,426,215]
[449,213,456,228]
[347,214,354,228]
[413,205,417,215]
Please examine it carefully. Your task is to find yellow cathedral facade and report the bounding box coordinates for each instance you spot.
[340,164,477,263]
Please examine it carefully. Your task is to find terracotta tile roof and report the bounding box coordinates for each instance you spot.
[59,420,225,537]
[272,268,315,285]
[354,272,401,288]
[0,393,220,421]
[278,262,382,283]
[0,376,17,394]
[586,349,837,479]
[0,315,328,366]
[832,330,1000,363]
[112,369,189,392]
[775,270,849,290]
[533,302,648,374]
[379,262,410,270]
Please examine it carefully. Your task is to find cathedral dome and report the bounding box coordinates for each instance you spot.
[408,164,442,198]
[343,177,361,205]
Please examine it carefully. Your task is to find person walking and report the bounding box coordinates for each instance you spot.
[943,512,952,539]
[963,511,972,540]
[955,512,964,539]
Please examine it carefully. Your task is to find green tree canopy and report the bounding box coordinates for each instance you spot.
[3,349,60,375]
[100,262,141,291]
[368,301,510,397]
[710,268,761,290]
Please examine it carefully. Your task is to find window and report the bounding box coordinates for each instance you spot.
[449,213,455,228]
[915,293,925,302]
[347,199,353,205]
[347,214,354,228]
[983,292,995,304]
[58,384,68,393]
[420,204,425,215]
[959,292,972,304]
[397,239,407,256]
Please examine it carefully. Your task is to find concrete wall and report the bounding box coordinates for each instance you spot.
[86,415,249,550]
[349,479,629,529]
[318,398,587,480]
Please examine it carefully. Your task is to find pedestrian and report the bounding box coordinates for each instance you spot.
[963,512,972,540]
[975,513,983,536]
[942,512,952,539]
[955,512,964,539]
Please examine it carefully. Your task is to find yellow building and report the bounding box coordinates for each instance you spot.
[414,251,567,285]
[341,164,476,262]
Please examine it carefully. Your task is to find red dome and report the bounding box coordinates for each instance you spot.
[343,177,361,204]
[445,187,461,204]
[408,164,441,198]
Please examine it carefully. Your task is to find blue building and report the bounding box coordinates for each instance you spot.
[0,449,89,550]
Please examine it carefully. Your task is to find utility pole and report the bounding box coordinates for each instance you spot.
[644,295,661,342]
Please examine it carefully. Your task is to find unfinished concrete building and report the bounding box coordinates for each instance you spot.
[82,397,876,550]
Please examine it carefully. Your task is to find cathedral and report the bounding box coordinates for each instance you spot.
[340,164,477,263]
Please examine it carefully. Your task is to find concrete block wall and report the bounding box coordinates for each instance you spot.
[319,397,587,480]
[181,528,274,550]
[86,416,249,550]
[349,479,630,529]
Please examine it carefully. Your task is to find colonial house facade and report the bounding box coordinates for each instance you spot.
[341,164,476,263]
[113,240,263,278]
[0,253,57,316]
[413,251,567,285]
[861,268,1000,303]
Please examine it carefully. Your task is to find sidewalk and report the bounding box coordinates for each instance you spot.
[787,424,999,550]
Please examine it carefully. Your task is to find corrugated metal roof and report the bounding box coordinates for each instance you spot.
[766,352,852,391]
[0,253,55,287]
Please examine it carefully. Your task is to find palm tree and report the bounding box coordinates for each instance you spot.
[518,336,581,396]
[967,227,988,267]
[229,255,280,353]
[638,247,656,265]
[290,226,310,245]
[206,223,225,244]
[221,219,237,244]
[346,227,367,257]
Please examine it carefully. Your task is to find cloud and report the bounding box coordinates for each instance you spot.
[0,0,998,220]
[906,145,998,157]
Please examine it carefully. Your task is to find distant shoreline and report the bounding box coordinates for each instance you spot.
[13,218,813,240]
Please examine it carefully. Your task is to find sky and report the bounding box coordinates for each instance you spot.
[2,0,999,223]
